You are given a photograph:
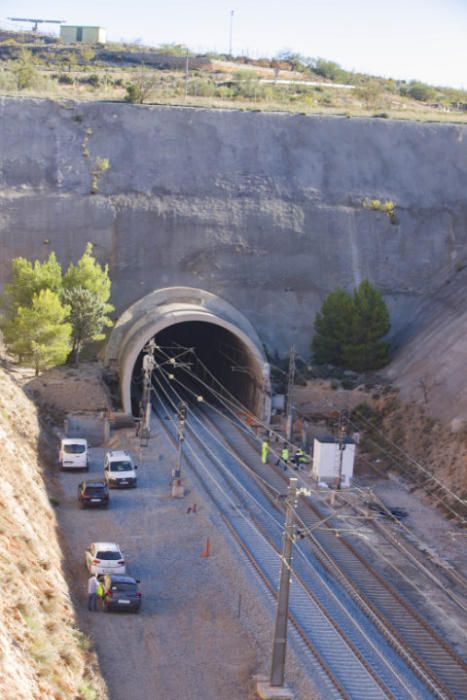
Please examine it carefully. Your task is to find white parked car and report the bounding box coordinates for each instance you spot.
[104,450,138,488]
[59,438,88,470]
[85,542,126,576]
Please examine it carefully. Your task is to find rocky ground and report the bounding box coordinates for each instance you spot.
[2,359,466,699]
[0,360,107,700]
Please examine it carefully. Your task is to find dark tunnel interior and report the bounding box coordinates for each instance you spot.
[131,321,261,415]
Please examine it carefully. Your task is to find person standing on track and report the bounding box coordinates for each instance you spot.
[261,439,269,464]
[276,444,289,470]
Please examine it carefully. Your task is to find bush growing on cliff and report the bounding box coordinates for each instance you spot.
[311,278,390,371]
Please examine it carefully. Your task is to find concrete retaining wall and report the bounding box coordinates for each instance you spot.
[0,97,466,358]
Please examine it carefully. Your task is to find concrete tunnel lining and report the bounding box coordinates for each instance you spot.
[105,288,271,418]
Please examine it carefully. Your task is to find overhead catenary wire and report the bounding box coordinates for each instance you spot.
[155,369,283,500]
[297,355,467,523]
[155,358,320,497]
[156,342,306,457]
[349,410,467,512]
[152,371,285,525]
[346,415,467,524]
[153,370,449,697]
[152,372,428,694]
[151,343,467,595]
[157,363,467,628]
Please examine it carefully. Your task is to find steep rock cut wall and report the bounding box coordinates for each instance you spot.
[0,365,106,700]
[0,98,466,361]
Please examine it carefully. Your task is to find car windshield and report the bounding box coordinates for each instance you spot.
[85,486,106,494]
[112,583,137,592]
[110,461,132,472]
[64,444,86,454]
[96,551,121,560]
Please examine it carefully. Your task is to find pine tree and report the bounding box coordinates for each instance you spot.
[312,279,390,371]
[63,243,114,365]
[2,252,62,315]
[2,290,71,375]
[343,279,390,371]
[62,287,112,367]
[311,289,353,365]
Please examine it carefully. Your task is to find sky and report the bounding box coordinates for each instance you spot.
[2,0,466,88]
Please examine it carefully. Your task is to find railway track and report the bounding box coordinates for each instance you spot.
[152,377,467,698]
[201,402,467,700]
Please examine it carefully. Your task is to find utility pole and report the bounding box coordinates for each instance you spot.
[229,10,234,56]
[138,339,156,447]
[270,477,298,687]
[285,346,296,442]
[184,53,189,99]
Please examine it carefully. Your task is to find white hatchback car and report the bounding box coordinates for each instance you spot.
[85,542,126,576]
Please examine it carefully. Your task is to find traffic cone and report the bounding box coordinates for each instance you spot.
[201,538,211,558]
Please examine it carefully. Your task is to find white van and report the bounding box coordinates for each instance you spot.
[59,438,89,470]
[104,450,138,488]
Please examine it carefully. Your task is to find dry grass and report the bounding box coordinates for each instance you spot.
[1,61,466,125]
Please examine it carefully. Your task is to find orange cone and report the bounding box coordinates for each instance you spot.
[201,537,211,558]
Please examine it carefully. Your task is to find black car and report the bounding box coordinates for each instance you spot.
[77,480,109,508]
[101,575,142,613]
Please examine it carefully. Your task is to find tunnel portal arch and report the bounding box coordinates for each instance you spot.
[105,287,271,419]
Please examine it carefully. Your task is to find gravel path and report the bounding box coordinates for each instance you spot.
[55,427,321,700]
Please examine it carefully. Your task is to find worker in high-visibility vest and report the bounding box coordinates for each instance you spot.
[276,445,289,470]
[293,449,305,470]
[261,440,269,464]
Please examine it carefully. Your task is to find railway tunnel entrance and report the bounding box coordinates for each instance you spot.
[104,287,271,420]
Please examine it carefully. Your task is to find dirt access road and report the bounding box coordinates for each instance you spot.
[55,431,263,700]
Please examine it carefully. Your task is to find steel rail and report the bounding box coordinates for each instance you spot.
[153,388,429,699]
[152,397,351,700]
[204,406,467,700]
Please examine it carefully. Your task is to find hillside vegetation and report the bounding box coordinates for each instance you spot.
[0,360,106,700]
[0,29,466,123]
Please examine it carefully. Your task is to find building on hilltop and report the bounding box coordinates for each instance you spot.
[60,25,106,44]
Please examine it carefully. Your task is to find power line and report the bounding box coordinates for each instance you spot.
[350,411,466,510]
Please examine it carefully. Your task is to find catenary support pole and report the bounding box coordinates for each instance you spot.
[336,409,347,489]
[270,477,298,687]
[285,346,296,442]
[174,401,187,480]
[138,340,156,447]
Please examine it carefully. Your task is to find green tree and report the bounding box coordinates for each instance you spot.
[312,279,390,371]
[406,81,436,102]
[2,252,62,315]
[343,279,390,371]
[62,287,111,367]
[63,243,113,363]
[2,290,71,375]
[311,289,353,365]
